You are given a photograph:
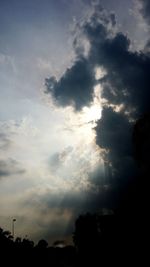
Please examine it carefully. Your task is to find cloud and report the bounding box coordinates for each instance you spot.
[139,0,150,25]
[0,132,11,150]
[44,2,150,199]
[83,3,150,186]
[86,29,150,117]
[0,158,25,178]
[137,0,150,51]
[95,107,138,183]
[48,142,102,192]
[49,146,73,170]
[45,5,118,111]
[45,58,95,110]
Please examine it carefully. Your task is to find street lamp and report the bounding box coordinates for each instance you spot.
[12,218,16,241]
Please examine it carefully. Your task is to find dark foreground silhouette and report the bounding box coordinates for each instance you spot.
[1,114,150,266]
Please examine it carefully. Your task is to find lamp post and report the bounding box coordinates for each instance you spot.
[12,218,16,241]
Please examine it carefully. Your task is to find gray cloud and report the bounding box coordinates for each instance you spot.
[0,158,25,178]
[0,132,11,150]
[139,0,150,25]
[49,146,73,170]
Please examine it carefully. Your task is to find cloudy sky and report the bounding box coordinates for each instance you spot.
[0,0,150,244]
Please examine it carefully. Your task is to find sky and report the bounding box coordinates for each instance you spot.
[0,0,150,245]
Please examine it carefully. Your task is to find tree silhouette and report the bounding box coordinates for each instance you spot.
[36,239,48,249]
[73,213,100,250]
[0,227,13,249]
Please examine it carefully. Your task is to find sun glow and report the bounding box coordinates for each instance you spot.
[82,84,102,124]
[82,105,102,123]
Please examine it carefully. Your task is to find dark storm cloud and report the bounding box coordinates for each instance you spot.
[45,6,116,110]
[45,3,150,209]
[83,5,150,184]
[95,107,138,183]
[85,25,150,117]
[45,58,95,110]
[0,158,25,178]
